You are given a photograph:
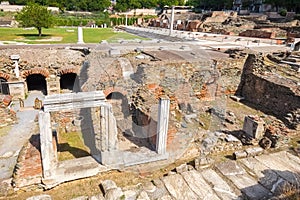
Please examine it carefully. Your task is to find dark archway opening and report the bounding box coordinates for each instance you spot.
[60,73,77,91]
[0,78,9,95]
[26,74,47,95]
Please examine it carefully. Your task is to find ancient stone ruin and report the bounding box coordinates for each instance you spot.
[0,15,300,199]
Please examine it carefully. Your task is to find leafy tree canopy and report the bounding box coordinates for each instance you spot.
[186,0,232,10]
[16,3,54,37]
[7,0,300,12]
[9,0,111,12]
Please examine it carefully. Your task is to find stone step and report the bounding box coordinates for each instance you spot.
[268,151,300,172]
[201,168,240,200]
[239,157,282,192]
[215,160,271,200]
[286,152,300,165]
[255,154,300,185]
[181,170,220,199]
[161,174,198,199]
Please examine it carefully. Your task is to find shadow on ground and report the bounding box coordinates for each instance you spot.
[236,169,300,200]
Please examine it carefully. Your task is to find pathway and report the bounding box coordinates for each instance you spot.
[23,150,300,199]
[0,91,44,180]
[112,151,300,200]
[154,151,300,200]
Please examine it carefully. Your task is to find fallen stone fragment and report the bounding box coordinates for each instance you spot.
[233,150,247,160]
[123,190,137,200]
[105,188,124,200]
[136,191,150,200]
[225,134,240,142]
[101,180,117,194]
[175,163,188,174]
[245,147,264,157]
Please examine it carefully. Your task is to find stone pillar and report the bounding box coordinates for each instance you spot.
[77,27,84,44]
[169,6,175,36]
[97,104,118,152]
[96,104,118,165]
[125,14,128,26]
[39,111,56,178]
[10,55,20,79]
[243,115,265,139]
[14,61,20,79]
[156,96,170,154]
[46,75,60,95]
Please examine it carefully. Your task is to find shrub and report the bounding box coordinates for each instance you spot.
[279,9,287,17]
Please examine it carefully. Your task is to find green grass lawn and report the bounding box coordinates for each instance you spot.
[57,131,90,161]
[0,27,147,44]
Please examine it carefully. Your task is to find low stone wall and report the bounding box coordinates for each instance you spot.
[239,29,275,38]
[12,134,42,188]
[236,54,300,129]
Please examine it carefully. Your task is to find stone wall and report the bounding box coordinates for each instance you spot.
[239,29,275,38]
[0,48,84,80]
[236,54,300,129]
[0,48,85,98]
[0,95,17,127]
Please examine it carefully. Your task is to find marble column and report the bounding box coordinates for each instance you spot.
[77,26,84,44]
[156,96,170,154]
[169,6,175,36]
[39,111,56,178]
[98,104,118,152]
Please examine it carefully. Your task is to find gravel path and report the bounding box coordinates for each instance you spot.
[0,91,44,180]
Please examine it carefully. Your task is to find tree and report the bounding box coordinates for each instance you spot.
[16,3,54,37]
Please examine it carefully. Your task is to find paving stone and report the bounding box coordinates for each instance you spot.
[239,157,282,191]
[216,161,271,199]
[215,160,245,176]
[268,151,300,172]
[201,169,240,200]
[162,174,198,200]
[255,153,300,185]
[286,152,300,165]
[181,170,220,199]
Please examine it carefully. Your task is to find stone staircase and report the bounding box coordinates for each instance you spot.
[25,151,300,200]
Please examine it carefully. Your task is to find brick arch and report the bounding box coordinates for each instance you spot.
[22,68,50,78]
[58,67,78,75]
[0,72,10,81]
[104,87,127,97]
